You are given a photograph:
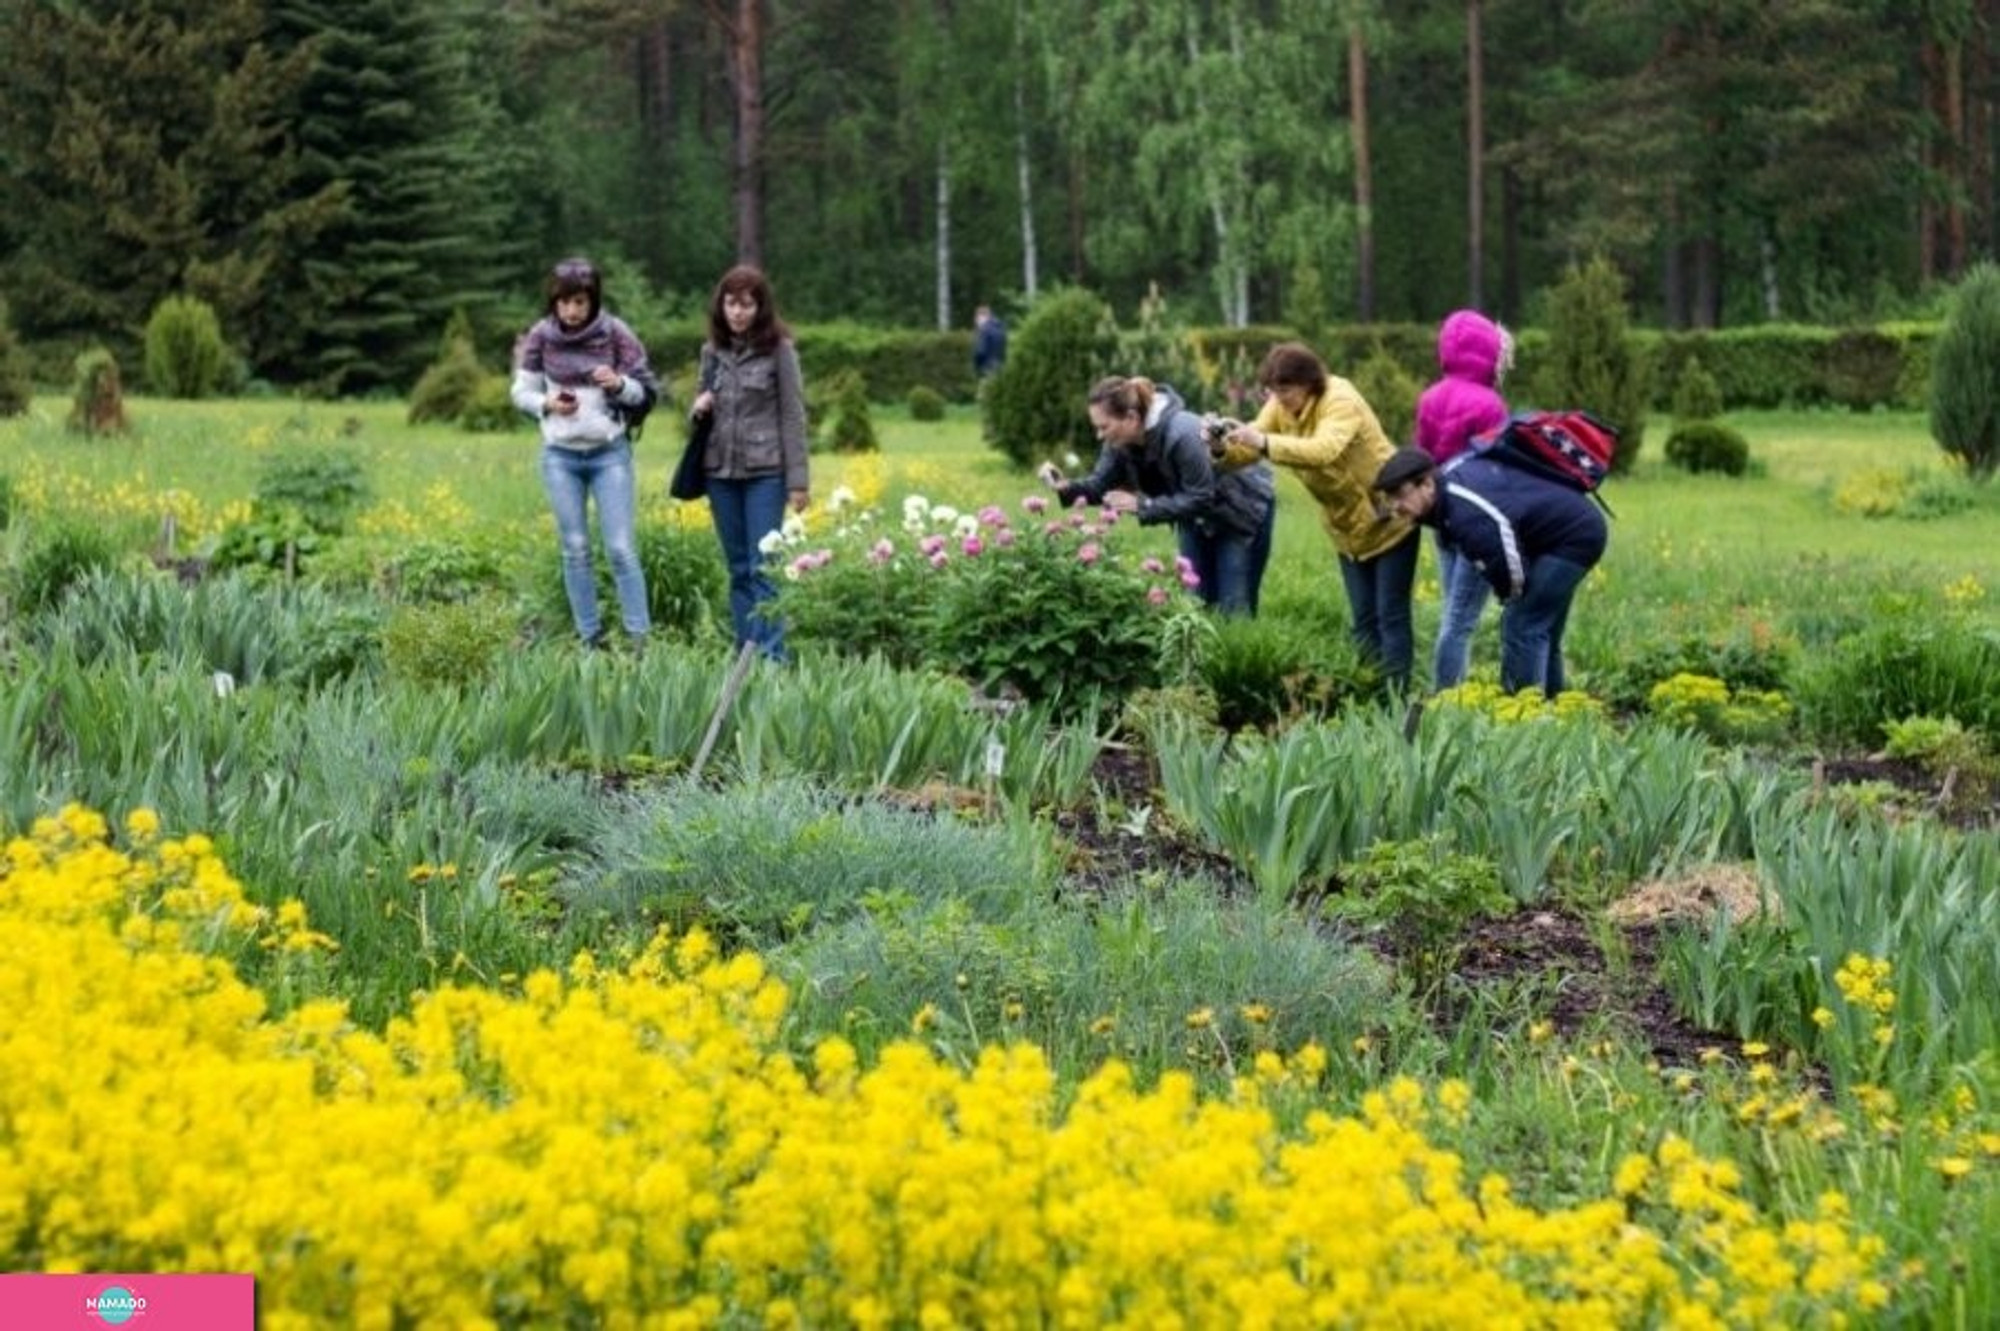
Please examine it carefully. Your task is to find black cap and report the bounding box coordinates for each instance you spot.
[1374,446,1435,492]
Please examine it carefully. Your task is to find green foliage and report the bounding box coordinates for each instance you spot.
[982,288,1117,468]
[456,375,521,433]
[0,474,16,529]
[67,348,128,436]
[570,777,1045,948]
[1664,421,1751,476]
[1928,263,2000,480]
[382,597,518,688]
[1199,615,1370,732]
[7,519,120,617]
[37,569,384,687]
[635,519,727,641]
[251,451,372,536]
[1880,715,1985,772]
[1348,342,1421,449]
[1670,358,1725,422]
[774,550,932,668]
[385,536,508,604]
[143,294,231,398]
[819,369,879,453]
[1325,836,1511,1000]
[1535,256,1649,472]
[407,334,487,425]
[1792,616,2000,745]
[0,297,31,417]
[1587,626,1794,713]
[210,450,371,574]
[1644,672,1793,746]
[928,526,1164,712]
[906,385,946,421]
[1116,283,1208,407]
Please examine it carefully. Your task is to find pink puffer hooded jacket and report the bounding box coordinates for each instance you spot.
[1413,309,1510,466]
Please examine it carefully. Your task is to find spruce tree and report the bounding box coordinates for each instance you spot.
[0,0,319,370]
[1538,256,1650,473]
[1929,263,2000,482]
[262,0,522,393]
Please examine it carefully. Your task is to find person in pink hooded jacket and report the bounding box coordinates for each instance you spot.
[1413,310,1511,689]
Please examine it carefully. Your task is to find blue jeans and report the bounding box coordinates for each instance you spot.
[1432,540,1493,690]
[1338,527,1419,691]
[1177,505,1273,617]
[1500,555,1593,697]
[708,474,789,657]
[541,440,649,643]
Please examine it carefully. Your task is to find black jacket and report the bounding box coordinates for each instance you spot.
[1055,384,1275,539]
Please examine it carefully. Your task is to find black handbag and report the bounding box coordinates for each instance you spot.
[670,346,717,501]
[670,413,711,501]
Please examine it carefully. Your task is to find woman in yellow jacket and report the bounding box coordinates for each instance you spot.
[1213,342,1419,690]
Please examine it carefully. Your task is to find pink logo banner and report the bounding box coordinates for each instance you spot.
[0,1274,253,1329]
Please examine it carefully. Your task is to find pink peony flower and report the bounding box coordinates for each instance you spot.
[962,535,984,556]
[1141,556,1164,575]
[868,538,895,564]
[1022,494,1049,515]
[929,551,950,569]
[1175,555,1196,575]
[978,505,1008,527]
[1146,585,1169,606]
[1179,569,1202,589]
[1078,542,1101,565]
[995,528,1017,547]
[919,534,946,557]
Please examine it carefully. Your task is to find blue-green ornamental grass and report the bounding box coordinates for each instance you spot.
[1,395,1998,1321]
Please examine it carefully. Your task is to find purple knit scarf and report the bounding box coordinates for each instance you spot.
[517,312,647,389]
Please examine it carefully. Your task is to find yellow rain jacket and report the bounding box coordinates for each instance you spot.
[1219,375,1412,561]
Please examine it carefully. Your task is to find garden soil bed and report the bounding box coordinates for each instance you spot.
[1053,745,1738,1069]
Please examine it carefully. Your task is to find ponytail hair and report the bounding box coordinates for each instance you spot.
[1086,375,1156,420]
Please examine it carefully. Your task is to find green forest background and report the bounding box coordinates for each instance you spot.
[2,0,1996,395]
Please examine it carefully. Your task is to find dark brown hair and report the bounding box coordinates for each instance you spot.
[544,257,602,322]
[707,265,790,354]
[1086,375,1156,421]
[1257,342,1328,397]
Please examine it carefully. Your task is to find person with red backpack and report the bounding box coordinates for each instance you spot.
[1372,444,1606,699]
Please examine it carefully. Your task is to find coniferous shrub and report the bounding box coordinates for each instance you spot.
[457,375,521,432]
[820,370,878,453]
[407,335,487,425]
[0,297,32,417]
[1929,262,2000,480]
[1349,342,1421,448]
[143,295,231,398]
[1536,255,1649,472]
[982,287,1116,469]
[1664,421,1750,476]
[906,385,946,421]
[1117,283,1208,406]
[1670,358,1725,423]
[66,348,128,436]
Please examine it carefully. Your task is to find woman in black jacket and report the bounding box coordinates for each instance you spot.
[1042,375,1276,615]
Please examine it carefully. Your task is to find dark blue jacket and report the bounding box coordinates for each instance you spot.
[1426,455,1607,600]
[973,316,1008,375]
[1056,384,1275,539]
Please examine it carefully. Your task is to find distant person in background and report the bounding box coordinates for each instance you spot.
[1040,375,1277,615]
[1414,309,1513,690]
[511,256,658,648]
[690,264,810,659]
[1213,342,1418,690]
[1374,444,1607,699]
[972,304,1008,377]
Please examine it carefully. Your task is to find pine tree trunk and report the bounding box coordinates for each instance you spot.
[725,0,764,266]
[1349,22,1375,320]
[1464,0,1484,311]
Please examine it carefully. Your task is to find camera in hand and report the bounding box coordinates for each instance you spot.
[1203,416,1233,451]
